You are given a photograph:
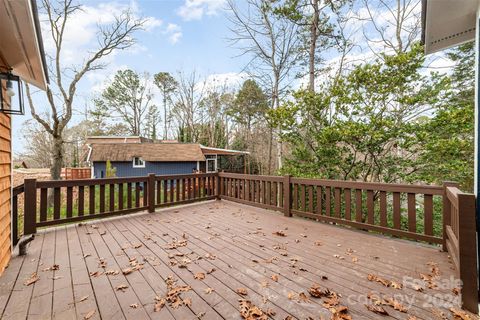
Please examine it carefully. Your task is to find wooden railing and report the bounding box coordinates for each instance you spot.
[219,173,444,243]
[13,172,478,313]
[219,172,284,211]
[20,173,217,235]
[152,173,218,208]
[444,185,478,313]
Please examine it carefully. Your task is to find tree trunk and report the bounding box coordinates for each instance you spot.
[51,135,64,180]
[308,0,319,92]
[163,92,168,139]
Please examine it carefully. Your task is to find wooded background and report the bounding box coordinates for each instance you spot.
[19,0,474,192]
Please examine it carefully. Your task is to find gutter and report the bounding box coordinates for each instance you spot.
[30,0,49,85]
[420,0,427,47]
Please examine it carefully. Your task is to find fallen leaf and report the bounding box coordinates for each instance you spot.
[116,284,129,292]
[204,287,214,294]
[194,272,205,280]
[271,274,278,282]
[365,304,389,315]
[130,303,139,308]
[236,288,248,295]
[105,269,119,276]
[84,310,96,319]
[450,307,473,320]
[24,272,39,286]
[43,264,60,271]
[273,231,286,237]
[154,297,166,312]
[89,271,103,277]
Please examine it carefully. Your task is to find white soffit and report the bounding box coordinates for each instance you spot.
[423,0,478,54]
[0,0,48,90]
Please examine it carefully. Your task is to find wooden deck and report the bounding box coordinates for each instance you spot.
[0,200,470,320]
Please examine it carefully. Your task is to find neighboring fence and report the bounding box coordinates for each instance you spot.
[62,167,91,180]
[444,185,478,313]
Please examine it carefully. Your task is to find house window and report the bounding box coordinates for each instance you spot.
[133,157,145,168]
[206,155,217,173]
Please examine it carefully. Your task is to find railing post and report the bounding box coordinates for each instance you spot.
[442,181,458,251]
[148,174,155,213]
[215,173,220,200]
[283,175,291,217]
[457,192,479,313]
[24,179,37,235]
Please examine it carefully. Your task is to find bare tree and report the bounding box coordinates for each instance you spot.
[171,70,207,142]
[227,0,300,173]
[25,0,145,180]
[357,0,420,55]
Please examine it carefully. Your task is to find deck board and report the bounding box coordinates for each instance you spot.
[0,200,470,320]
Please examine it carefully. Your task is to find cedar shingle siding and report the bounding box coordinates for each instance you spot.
[93,161,198,178]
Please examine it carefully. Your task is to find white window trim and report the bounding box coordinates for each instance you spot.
[206,154,217,173]
[132,157,145,168]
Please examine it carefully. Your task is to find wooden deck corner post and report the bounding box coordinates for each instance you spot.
[442,181,458,251]
[284,175,292,217]
[148,174,155,213]
[457,192,479,313]
[24,179,37,235]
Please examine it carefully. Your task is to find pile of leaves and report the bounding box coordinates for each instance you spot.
[154,276,192,311]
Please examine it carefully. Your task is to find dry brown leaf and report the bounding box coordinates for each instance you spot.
[24,272,39,286]
[450,308,473,320]
[43,264,60,272]
[367,274,402,289]
[297,292,310,303]
[183,298,192,307]
[116,284,128,292]
[89,271,103,277]
[130,303,139,308]
[239,299,267,320]
[272,231,286,237]
[105,269,119,276]
[154,297,166,312]
[194,272,205,280]
[204,287,215,294]
[236,288,248,295]
[84,310,95,319]
[365,304,389,315]
[271,274,278,282]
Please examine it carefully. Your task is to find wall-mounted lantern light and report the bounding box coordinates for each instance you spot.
[0,71,24,115]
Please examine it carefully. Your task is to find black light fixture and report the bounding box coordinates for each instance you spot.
[0,71,24,115]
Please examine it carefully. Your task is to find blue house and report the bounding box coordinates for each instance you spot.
[85,136,249,178]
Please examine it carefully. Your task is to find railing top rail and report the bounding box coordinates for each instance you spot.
[155,172,217,180]
[290,177,443,195]
[13,184,24,196]
[36,175,149,188]
[219,172,284,182]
